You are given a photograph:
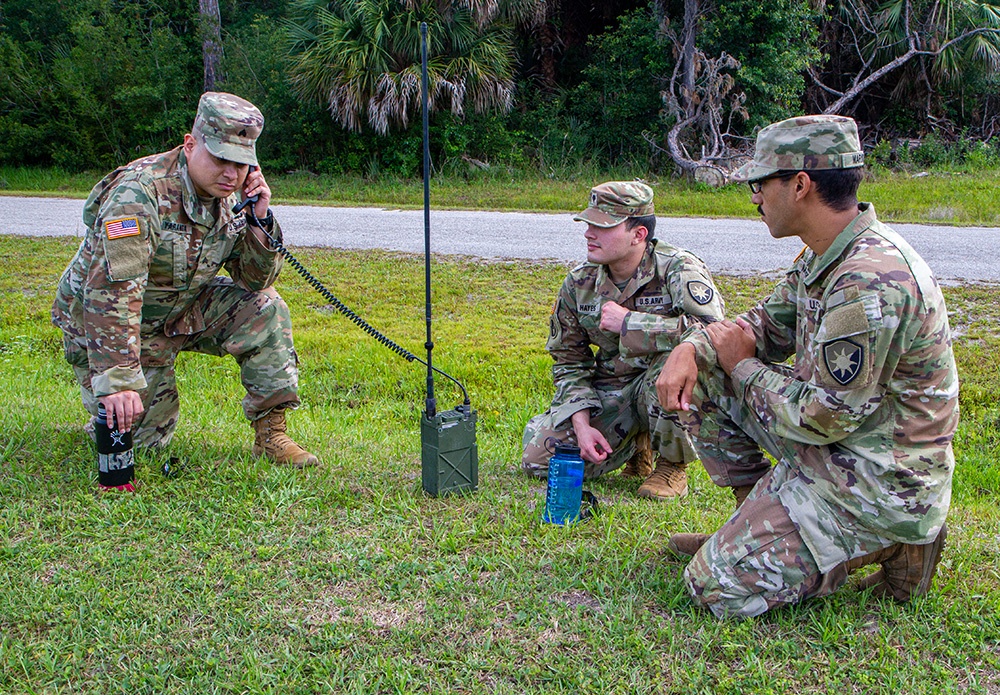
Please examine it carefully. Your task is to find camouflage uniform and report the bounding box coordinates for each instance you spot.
[663,116,959,617]
[523,183,725,478]
[52,93,299,448]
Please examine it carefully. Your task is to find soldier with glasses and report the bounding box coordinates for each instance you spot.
[656,115,958,618]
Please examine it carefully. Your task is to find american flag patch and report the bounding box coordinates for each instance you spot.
[105,217,140,240]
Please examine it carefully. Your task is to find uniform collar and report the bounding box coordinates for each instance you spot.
[595,240,657,299]
[803,203,878,286]
[178,149,233,229]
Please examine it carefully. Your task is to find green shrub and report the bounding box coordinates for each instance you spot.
[912,133,952,168]
[869,139,893,169]
[963,139,1000,170]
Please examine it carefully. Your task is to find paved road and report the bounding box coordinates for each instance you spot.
[3,195,997,282]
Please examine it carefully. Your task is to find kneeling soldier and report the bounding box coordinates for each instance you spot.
[53,92,318,490]
[523,181,724,499]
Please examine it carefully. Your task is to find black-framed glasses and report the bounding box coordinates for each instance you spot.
[748,171,797,194]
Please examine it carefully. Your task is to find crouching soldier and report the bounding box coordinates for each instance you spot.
[53,92,318,490]
[523,181,724,499]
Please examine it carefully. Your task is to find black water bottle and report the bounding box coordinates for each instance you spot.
[95,404,135,486]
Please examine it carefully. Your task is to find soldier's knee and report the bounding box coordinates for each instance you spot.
[521,441,551,478]
[684,561,770,619]
[683,540,778,619]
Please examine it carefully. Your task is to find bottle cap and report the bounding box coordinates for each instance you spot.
[554,444,582,457]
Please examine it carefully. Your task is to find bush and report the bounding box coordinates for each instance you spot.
[0,0,198,169]
[912,133,951,168]
[965,139,1000,169]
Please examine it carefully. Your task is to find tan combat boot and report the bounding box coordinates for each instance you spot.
[733,484,756,508]
[849,524,948,601]
[252,408,320,468]
[667,532,711,557]
[621,431,654,478]
[637,459,688,500]
[666,484,758,556]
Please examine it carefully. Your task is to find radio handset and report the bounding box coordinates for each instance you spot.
[231,165,259,214]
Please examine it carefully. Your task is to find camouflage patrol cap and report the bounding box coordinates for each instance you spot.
[732,115,864,183]
[573,181,654,228]
[192,92,264,166]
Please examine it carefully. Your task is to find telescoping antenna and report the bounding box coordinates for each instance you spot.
[418,21,479,497]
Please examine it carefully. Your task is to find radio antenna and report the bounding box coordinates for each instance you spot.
[417,21,478,497]
[421,21,436,419]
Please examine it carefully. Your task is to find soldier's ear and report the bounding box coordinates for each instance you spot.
[631,224,649,245]
[793,171,813,201]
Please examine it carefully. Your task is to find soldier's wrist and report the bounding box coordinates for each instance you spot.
[248,208,274,230]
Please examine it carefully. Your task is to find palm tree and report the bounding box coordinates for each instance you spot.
[285,0,542,134]
[811,0,1000,117]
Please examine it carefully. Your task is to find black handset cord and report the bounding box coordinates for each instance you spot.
[246,207,470,405]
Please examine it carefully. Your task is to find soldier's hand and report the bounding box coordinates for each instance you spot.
[99,390,144,432]
[657,343,698,411]
[570,410,612,463]
[599,301,629,334]
[706,319,756,374]
[243,166,271,219]
[574,424,612,463]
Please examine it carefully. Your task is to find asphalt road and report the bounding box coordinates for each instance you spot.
[3,195,997,282]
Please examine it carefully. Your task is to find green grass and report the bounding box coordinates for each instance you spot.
[1,236,999,694]
[3,166,1000,225]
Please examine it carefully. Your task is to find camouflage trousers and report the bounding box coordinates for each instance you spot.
[65,278,299,448]
[522,369,697,479]
[651,357,897,618]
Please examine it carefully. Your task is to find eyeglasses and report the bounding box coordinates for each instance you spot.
[748,172,796,194]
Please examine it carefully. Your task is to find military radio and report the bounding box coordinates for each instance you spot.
[236,21,477,497]
[417,21,478,496]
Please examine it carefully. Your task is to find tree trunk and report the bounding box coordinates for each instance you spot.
[681,0,698,99]
[199,0,224,92]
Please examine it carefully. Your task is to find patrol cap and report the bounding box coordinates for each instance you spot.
[731,115,864,183]
[192,92,264,166]
[573,181,654,228]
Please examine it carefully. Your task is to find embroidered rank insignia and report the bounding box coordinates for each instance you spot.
[104,217,140,240]
[687,280,714,305]
[823,338,863,385]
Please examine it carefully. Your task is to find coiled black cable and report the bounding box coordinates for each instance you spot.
[249,210,470,405]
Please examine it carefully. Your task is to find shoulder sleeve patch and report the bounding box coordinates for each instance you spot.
[687,280,714,305]
[104,216,141,240]
[102,216,149,281]
[816,297,876,388]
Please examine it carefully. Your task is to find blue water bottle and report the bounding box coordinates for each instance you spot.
[543,444,585,525]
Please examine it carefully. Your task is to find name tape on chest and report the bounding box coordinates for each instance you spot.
[228,214,248,233]
[635,295,668,308]
[161,221,189,232]
[104,216,141,240]
[578,302,599,314]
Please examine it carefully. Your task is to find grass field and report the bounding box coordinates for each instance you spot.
[3,166,1000,226]
[1,236,999,694]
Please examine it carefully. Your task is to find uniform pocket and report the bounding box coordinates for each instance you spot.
[815,295,878,389]
[103,216,149,281]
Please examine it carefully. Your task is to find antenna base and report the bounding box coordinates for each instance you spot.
[421,406,478,497]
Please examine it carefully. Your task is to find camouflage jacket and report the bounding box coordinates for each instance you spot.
[547,239,724,425]
[686,204,958,544]
[51,146,284,397]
